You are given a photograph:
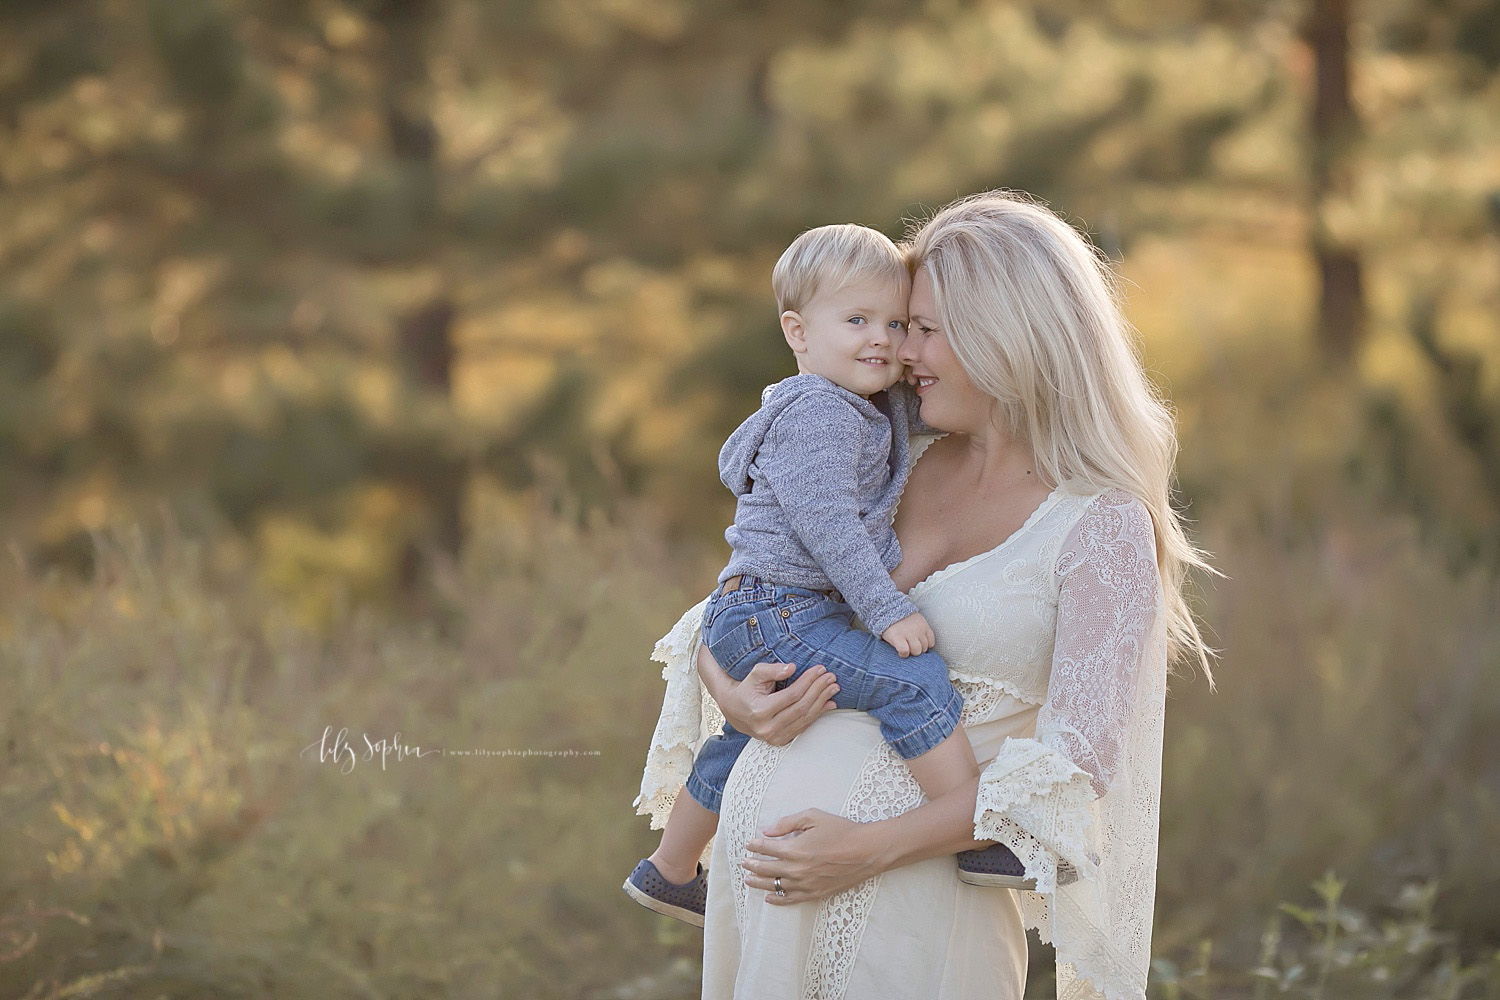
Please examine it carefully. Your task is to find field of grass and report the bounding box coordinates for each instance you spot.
[2,351,1499,999]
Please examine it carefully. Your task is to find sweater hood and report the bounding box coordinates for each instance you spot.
[719,374,879,497]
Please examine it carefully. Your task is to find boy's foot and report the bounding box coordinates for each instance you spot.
[956,843,1080,889]
[956,842,1035,889]
[622,858,708,927]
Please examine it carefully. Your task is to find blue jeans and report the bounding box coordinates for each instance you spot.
[684,575,963,814]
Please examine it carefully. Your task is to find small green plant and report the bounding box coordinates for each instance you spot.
[1152,873,1500,1000]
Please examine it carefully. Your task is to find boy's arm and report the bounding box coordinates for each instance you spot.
[759,393,919,637]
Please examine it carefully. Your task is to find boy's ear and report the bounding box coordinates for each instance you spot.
[780,310,808,354]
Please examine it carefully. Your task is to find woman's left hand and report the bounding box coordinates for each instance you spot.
[740,809,886,905]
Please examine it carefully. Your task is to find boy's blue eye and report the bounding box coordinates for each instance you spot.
[849,316,866,325]
[889,320,906,330]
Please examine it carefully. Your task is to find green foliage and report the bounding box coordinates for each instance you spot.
[1150,873,1500,999]
[146,0,243,108]
[1152,348,1500,951]
[1,0,1495,568]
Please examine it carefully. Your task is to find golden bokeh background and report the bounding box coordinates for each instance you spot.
[1,0,1497,995]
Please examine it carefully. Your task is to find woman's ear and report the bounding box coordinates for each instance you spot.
[780,310,808,354]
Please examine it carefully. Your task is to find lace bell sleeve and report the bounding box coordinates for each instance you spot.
[973,489,1168,1000]
[632,596,724,836]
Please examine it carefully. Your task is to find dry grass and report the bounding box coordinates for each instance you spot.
[0,499,716,998]
[2,357,1498,998]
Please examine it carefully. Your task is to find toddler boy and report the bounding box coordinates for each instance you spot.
[624,225,1026,926]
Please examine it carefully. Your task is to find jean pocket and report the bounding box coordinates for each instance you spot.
[705,616,762,681]
[707,594,775,665]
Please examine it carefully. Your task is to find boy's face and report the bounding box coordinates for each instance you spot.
[781,274,910,397]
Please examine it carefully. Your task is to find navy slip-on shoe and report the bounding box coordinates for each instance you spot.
[957,843,1080,889]
[622,859,708,927]
[956,842,1036,889]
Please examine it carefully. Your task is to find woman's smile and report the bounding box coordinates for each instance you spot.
[900,268,997,428]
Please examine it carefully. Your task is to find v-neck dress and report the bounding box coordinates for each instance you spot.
[634,433,1170,1000]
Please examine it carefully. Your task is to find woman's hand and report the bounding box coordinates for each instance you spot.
[739,810,886,904]
[696,643,839,746]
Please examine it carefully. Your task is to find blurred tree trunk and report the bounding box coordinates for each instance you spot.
[1305,0,1366,364]
[1409,291,1500,509]
[371,0,467,592]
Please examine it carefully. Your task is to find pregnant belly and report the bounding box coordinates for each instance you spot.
[726,711,917,839]
[707,710,1028,1000]
[717,711,922,931]
[718,705,1038,872]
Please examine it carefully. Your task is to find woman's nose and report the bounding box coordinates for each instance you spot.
[897,332,920,364]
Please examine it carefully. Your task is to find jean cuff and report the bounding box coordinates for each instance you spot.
[886,687,965,760]
[684,770,723,815]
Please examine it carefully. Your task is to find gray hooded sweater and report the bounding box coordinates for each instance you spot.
[718,374,927,637]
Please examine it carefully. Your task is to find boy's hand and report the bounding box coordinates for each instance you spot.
[881,612,935,657]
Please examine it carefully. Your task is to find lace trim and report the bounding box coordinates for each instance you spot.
[721,738,787,939]
[1058,962,1108,1000]
[633,597,719,867]
[1037,489,1167,1000]
[909,487,1068,598]
[1019,889,1052,944]
[1055,896,1149,1000]
[652,595,706,666]
[973,738,1099,895]
[1019,893,1145,1000]
[949,669,1044,728]
[804,740,925,1000]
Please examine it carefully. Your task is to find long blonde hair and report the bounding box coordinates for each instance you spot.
[906,190,1218,681]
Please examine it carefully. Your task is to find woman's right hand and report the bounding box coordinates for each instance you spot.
[696,643,839,746]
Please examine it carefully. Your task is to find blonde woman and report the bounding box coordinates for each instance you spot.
[635,190,1215,1000]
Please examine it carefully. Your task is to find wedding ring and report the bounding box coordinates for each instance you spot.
[774,877,785,897]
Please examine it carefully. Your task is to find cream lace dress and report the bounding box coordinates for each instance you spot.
[634,434,1169,1000]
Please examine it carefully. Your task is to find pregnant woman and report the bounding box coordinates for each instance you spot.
[634,190,1215,1000]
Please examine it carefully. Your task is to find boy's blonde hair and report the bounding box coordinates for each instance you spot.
[772,224,909,315]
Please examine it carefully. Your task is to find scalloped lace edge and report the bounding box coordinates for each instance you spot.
[979,743,1146,1000]
[633,597,712,832]
[972,739,1100,894]
[947,669,1045,707]
[1054,898,1150,1000]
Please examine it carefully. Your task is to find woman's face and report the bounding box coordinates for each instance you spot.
[899,267,995,433]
